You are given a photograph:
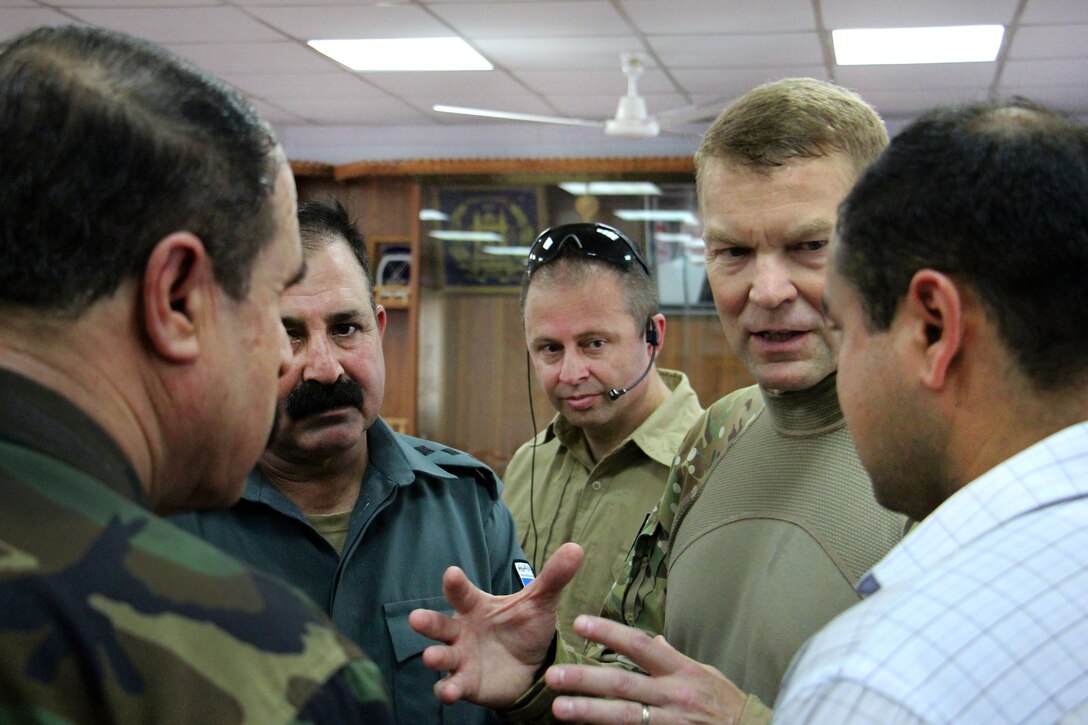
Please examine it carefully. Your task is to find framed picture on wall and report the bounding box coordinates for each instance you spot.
[432,187,544,291]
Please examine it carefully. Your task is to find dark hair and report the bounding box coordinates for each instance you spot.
[520,239,659,334]
[297,198,375,309]
[837,98,1088,391]
[0,25,280,316]
[695,78,887,193]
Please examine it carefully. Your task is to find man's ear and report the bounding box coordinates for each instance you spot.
[375,304,388,339]
[902,269,964,391]
[142,232,215,363]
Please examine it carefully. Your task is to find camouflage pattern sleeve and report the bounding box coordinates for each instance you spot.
[0,438,394,724]
[586,385,766,666]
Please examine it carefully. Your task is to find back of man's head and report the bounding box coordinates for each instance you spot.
[695,77,888,192]
[0,25,280,317]
[837,99,1088,392]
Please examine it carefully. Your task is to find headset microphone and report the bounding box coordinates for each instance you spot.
[608,318,660,401]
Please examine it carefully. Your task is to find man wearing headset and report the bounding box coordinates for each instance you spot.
[502,223,703,650]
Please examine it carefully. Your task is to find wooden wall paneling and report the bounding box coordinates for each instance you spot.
[656,313,754,408]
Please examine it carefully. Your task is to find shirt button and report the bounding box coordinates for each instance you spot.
[591,480,602,491]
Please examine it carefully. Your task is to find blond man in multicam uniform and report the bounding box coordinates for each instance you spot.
[410,78,907,725]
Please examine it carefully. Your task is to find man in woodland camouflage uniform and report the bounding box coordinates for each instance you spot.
[0,25,391,722]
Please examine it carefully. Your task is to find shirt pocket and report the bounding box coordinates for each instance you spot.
[383,596,494,725]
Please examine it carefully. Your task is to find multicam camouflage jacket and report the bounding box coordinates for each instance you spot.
[500,385,767,724]
[0,370,392,724]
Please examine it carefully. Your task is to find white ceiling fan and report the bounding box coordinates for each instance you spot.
[433,53,715,139]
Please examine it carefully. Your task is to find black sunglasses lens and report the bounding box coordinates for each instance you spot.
[527,225,648,276]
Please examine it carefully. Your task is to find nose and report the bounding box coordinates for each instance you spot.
[557,350,590,385]
[749,254,797,309]
[300,334,344,384]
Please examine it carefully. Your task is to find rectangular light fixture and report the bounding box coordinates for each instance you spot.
[559,182,663,196]
[833,25,1004,65]
[654,232,697,244]
[419,209,449,221]
[615,209,699,226]
[308,37,492,71]
[429,230,504,242]
[482,246,531,256]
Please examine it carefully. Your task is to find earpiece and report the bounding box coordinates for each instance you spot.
[645,317,659,347]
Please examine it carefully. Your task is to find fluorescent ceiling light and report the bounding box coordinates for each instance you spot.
[308,37,492,71]
[483,246,531,256]
[615,209,699,225]
[429,230,504,242]
[655,232,697,244]
[419,208,449,221]
[833,25,1004,65]
[559,182,663,196]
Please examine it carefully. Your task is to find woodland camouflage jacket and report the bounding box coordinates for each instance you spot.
[0,369,393,724]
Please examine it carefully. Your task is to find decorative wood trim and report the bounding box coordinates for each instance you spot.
[332,156,694,180]
[289,159,335,178]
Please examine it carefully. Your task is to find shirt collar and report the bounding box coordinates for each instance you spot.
[549,368,698,466]
[760,372,845,436]
[858,420,1088,596]
[0,367,145,505]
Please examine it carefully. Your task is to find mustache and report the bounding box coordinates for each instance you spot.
[284,378,364,420]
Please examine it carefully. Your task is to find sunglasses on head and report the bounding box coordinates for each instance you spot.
[526,223,651,278]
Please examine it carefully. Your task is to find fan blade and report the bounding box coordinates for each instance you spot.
[433,105,604,128]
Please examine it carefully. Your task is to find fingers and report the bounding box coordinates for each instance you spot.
[572,615,681,676]
[441,565,482,614]
[408,608,457,643]
[552,694,653,725]
[532,542,584,602]
[432,672,466,705]
[545,662,649,702]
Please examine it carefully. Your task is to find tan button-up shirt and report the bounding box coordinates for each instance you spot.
[502,369,703,650]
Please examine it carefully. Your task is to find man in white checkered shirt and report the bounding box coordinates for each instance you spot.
[777,98,1088,722]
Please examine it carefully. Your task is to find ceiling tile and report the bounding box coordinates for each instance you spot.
[1008,24,1088,60]
[836,63,998,92]
[1020,0,1088,25]
[472,36,646,70]
[515,67,675,96]
[429,1,629,38]
[364,69,530,98]
[860,88,990,118]
[622,0,816,34]
[648,33,824,68]
[248,97,308,124]
[1000,58,1088,89]
[166,41,339,75]
[223,71,389,100]
[274,95,430,124]
[0,8,81,39]
[245,4,451,40]
[53,0,216,5]
[62,6,284,42]
[822,0,1019,28]
[671,65,829,95]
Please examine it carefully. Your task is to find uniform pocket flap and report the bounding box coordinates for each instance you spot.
[383,595,452,664]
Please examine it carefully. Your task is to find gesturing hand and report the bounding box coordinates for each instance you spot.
[408,542,584,709]
[546,615,749,725]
